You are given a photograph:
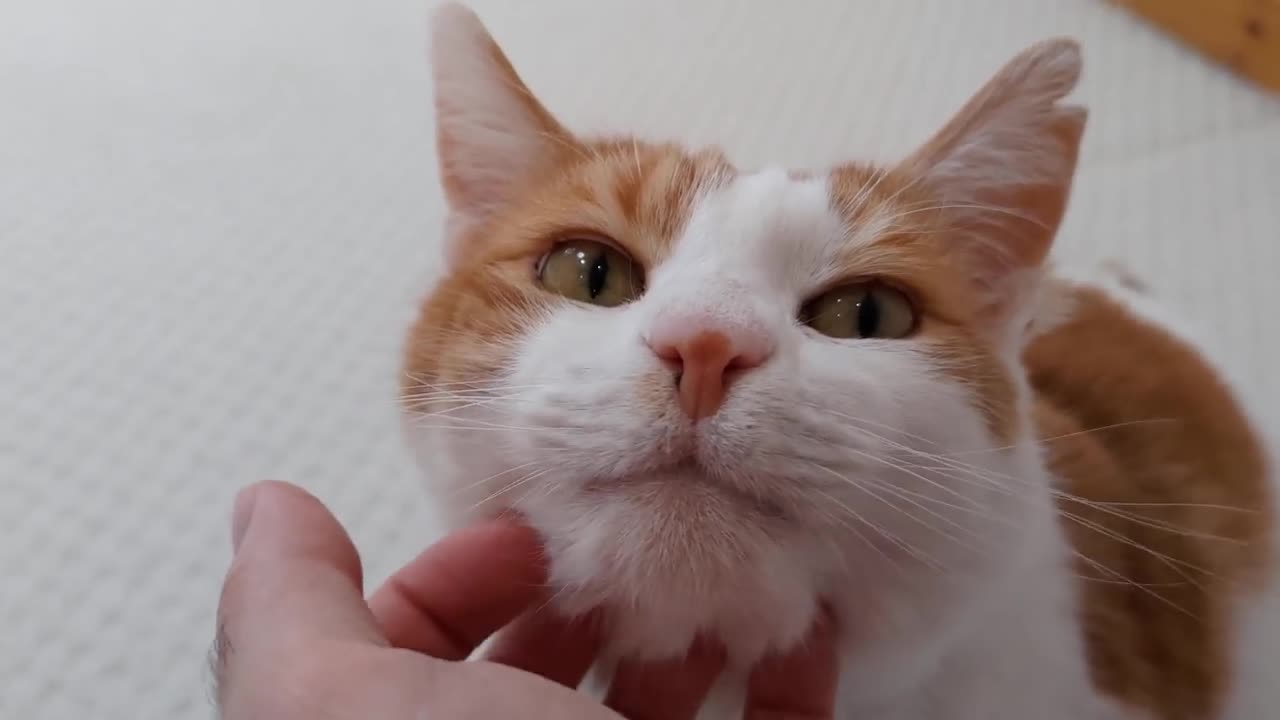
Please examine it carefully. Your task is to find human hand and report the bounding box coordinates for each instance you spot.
[213,480,839,719]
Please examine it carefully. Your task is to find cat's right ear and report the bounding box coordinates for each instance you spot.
[430,4,574,262]
[896,39,1086,325]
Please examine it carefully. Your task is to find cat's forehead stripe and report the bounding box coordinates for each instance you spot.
[669,167,845,274]
[571,140,735,267]
[682,167,831,238]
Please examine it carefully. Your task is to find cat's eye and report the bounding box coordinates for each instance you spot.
[538,238,644,307]
[801,283,916,339]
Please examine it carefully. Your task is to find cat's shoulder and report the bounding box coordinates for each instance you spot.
[1023,262,1279,719]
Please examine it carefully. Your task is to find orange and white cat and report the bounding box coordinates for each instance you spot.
[401,5,1279,718]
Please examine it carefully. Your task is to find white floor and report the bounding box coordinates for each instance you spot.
[2,1,1278,717]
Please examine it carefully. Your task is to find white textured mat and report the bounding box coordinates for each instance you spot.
[2,1,1278,717]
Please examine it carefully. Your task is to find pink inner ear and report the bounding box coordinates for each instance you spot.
[894,39,1086,302]
[430,1,575,254]
[441,211,478,269]
[899,90,1086,326]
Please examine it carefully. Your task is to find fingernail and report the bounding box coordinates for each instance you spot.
[231,485,259,552]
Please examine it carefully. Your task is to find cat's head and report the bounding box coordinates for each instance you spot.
[403,3,1085,670]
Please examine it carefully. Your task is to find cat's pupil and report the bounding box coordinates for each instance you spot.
[587,251,609,299]
[857,294,880,337]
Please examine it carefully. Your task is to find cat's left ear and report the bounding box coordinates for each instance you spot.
[430,4,576,264]
[899,38,1087,319]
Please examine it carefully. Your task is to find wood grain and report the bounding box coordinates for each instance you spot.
[1111,0,1280,91]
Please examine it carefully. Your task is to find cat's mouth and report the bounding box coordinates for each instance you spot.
[583,458,787,520]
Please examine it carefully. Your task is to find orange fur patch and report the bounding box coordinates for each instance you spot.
[826,164,1020,444]
[1026,286,1273,719]
[404,140,733,398]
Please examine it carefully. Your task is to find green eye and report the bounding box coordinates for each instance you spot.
[538,238,644,307]
[801,283,916,339]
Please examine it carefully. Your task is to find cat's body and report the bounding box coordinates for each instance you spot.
[818,269,1278,720]
[1024,272,1277,720]
[400,6,1277,718]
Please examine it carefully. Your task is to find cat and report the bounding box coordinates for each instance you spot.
[400,4,1279,718]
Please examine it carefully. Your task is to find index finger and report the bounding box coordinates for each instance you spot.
[368,519,548,659]
[745,612,840,719]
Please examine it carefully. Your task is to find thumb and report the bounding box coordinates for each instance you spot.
[218,481,385,659]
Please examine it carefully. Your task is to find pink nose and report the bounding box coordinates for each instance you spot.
[648,318,772,420]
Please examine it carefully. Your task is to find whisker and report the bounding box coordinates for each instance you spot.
[844,444,994,511]
[409,421,569,434]
[1072,500,1259,513]
[1070,551,1199,619]
[402,382,549,397]
[404,394,533,418]
[469,468,553,512]
[809,486,911,578]
[800,403,941,448]
[876,201,1051,230]
[945,418,1180,457]
[1053,496,1253,545]
[828,415,1257,537]
[450,460,545,496]
[802,462,949,573]
[1057,509,1214,590]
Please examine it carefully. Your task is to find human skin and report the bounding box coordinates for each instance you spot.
[212,480,840,719]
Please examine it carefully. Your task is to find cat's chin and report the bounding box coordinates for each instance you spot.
[523,463,827,666]
[581,460,788,520]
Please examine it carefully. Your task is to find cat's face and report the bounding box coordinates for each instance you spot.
[403,4,1086,671]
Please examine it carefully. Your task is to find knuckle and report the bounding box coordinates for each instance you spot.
[219,647,342,719]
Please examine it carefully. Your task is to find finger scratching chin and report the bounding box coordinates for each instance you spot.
[369,518,549,658]
[745,612,840,720]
